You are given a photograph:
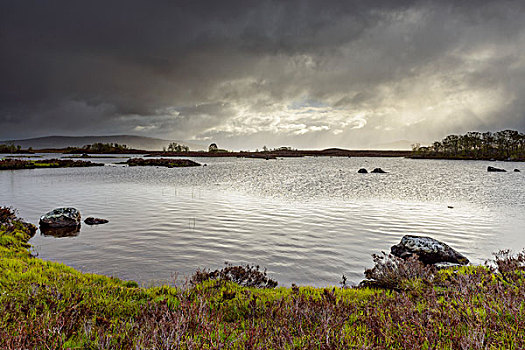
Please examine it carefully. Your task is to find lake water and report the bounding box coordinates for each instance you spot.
[1,155,524,287]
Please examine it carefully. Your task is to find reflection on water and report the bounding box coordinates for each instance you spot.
[0,155,524,286]
[40,225,81,238]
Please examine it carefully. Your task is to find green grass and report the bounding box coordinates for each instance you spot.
[1,206,525,349]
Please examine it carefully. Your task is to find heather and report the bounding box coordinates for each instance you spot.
[1,207,525,349]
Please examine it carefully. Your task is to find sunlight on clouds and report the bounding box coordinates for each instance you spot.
[198,100,367,138]
[133,125,157,131]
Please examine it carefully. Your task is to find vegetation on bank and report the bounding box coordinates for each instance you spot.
[1,208,525,348]
[125,157,201,167]
[0,158,104,170]
[412,129,525,160]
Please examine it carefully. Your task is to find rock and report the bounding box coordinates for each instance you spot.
[39,207,81,228]
[487,166,506,172]
[391,235,469,265]
[358,168,368,173]
[514,169,521,172]
[84,217,109,225]
[371,168,387,173]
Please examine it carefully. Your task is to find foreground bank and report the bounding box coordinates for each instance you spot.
[1,207,524,349]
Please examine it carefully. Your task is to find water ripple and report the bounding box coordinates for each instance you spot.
[0,155,523,286]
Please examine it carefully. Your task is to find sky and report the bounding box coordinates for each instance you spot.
[1,0,525,150]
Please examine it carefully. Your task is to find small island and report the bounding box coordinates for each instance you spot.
[0,158,104,170]
[125,157,201,168]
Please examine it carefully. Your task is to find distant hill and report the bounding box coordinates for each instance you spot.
[370,140,417,150]
[0,135,205,151]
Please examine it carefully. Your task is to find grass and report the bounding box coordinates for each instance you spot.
[1,206,525,348]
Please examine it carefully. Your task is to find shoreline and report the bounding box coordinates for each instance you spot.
[25,148,413,158]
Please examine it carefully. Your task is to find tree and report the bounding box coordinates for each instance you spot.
[208,143,218,152]
[167,142,189,152]
[432,141,442,154]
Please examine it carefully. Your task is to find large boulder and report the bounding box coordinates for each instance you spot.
[358,168,368,173]
[39,207,81,228]
[487,166,506,172]
[391,235,469,265]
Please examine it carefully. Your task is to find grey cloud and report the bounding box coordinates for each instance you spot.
[1,0,524,147]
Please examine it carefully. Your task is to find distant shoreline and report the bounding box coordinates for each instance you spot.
[26,148,413,158]
[4,148,525,161]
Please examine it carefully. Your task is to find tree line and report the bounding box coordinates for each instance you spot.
[0,143,23,153]
[412,129,525,160]
[66,143,130,153]
[163,142,189,152]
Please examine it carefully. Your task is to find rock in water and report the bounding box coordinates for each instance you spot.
[39,208,81,228]
[514,169,521,172]
[371,168,387,173]
[84,217,109,225]
[358,168,368,173]
[391,235,469,265]
[487,166,506,172]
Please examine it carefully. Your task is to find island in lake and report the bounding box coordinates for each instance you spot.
[0,158,104,170]
[411,129,525,161]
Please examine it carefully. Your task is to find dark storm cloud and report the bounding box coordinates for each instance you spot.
[1,0,524,147]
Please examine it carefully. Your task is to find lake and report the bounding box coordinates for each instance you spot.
[1,155,524,287]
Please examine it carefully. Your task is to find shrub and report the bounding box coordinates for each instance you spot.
[491,249,525,283]
[361,252,435,290]
[190,263,278,288]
